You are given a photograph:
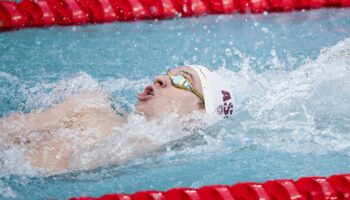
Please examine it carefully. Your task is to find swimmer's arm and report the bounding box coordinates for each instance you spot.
[0,90,125,135]
[0,90,126,173]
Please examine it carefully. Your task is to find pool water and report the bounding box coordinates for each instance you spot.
[0,8,350,199]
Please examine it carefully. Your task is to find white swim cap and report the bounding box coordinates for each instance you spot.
[188,65,235,117]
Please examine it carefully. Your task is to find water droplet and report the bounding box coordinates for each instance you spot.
[270,49,277,57]
[261,27,269,33]
[225,48,232,56]
[35,40,41,46]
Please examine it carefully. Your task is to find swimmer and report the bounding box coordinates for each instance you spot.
[0,65,234,174]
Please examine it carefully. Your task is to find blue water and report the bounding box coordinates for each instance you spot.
[0,8,350,199]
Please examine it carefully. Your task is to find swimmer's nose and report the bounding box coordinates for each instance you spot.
[153,75,169,88]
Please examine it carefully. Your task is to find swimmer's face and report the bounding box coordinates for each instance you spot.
[136,66,205,120]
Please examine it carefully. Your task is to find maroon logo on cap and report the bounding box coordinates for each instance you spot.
[218,90,234,117]
[223,102,234,117]
[221,90,231,102]
[216,105,224,114]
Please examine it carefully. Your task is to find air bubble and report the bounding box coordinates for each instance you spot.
[225,48,232,56]
[261,27,269,33]
[270,49,277,57]
[35,40,41,46]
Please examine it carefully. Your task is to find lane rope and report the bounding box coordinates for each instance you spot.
[71,173,350,200]
[0,0,349,30]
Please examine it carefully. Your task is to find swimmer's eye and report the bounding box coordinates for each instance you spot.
[165,69,192,82]
[178,70,194,83]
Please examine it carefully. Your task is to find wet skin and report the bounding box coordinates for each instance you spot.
[136,66,205,119]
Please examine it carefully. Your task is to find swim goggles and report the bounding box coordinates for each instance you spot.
[166,73,205,103]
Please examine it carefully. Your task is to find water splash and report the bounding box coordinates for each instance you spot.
[1,38,350,178]
[216,38,350,155]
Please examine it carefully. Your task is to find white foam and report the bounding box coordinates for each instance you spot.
[21,72,100,111]
[0,72,19,82]
[216,38,350,154]
[67,111,218,172]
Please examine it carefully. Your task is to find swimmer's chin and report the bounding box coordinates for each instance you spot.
[134,103,175,121]
[133,108,146,118]
[133,104,154,121]
[132,109,160,121]
[134,101,161,120]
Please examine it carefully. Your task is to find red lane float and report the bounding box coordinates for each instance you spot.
[172,0,209,17]
[134,191,166,200]
[18,0,56,26]
[205,0,240,14]
[0,1,28,29]
[296,177,338,199]
[77,0,117,23]
[238,0,270,13]
[71,173,350,200]
[110,0,151,20]
[294,0,327,9]
[269,0,294,11]
[166,188,202,200]
[263,180,303,199]
[198,185,233,200]
[329,174,350,198]
[1,0,350,30]
[140,0,179,18]
[47,0,89,25]
[231,182,270,199]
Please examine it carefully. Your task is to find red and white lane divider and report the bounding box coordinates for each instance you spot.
[0,0,349,30]
[71,173,350,200]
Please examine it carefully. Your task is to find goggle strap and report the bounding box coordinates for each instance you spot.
[192,88,205,103]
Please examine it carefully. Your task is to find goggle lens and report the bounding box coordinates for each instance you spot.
[171,75,192,90]
[167,73,204,103]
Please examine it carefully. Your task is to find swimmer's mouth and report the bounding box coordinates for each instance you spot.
[138,85,155,101]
